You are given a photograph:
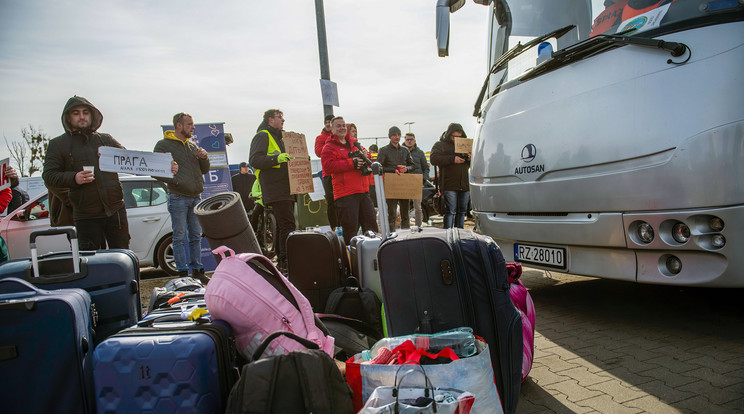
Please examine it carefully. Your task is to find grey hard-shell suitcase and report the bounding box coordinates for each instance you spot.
[348,234,383,301]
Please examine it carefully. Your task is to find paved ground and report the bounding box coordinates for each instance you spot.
[516,269,744,414]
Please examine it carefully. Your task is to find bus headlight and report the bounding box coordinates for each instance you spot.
[666,255,682,275]
[709,217,724,232]
[711,234,726,248]
[637,222,655,244]
[672,222,690,244]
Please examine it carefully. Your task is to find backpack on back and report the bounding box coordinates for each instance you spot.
[205,247,335,360]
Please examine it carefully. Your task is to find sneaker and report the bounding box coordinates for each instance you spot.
[193,268,210,285]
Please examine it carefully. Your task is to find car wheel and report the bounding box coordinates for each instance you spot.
[156,234,179,276]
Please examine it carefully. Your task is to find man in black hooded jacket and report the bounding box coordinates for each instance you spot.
[249,109,295,271]
[43,96,130,250]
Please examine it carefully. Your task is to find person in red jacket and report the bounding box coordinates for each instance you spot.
[320,116,378,244]
[314,114,338,229]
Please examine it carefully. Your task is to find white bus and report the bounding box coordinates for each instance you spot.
[437,0,744,286]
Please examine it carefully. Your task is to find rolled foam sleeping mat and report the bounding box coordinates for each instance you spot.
[195,192,261,260]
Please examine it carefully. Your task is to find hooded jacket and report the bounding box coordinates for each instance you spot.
[42,96,125,220]
[248,120,293,205]
[153,130,210,197]
[320,133,370,200]
[314,128,332,158]
[430,123,470,192]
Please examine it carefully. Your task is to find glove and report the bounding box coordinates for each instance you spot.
[277,153,291,163]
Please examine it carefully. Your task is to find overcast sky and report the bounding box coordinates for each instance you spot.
[0,0,490,170]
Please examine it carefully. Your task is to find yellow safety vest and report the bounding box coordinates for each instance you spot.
[250,130,280,207]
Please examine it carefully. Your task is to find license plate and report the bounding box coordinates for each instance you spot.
[514,243,567,270]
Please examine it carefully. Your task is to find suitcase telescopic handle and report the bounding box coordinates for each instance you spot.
[29,226,80,276]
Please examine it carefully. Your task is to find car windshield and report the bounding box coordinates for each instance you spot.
[485,0,743,98]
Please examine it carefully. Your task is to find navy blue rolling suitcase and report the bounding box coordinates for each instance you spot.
[0,227,141,343]
[93,316,238,414]
[0,277,96,414]
[378,227,523,414]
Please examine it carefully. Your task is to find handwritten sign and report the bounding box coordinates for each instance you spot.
[384,173,423,200]
[98,147,173,178]
[455,138,473,154]
[0,158,10,191]
[282,131,314,194]
[283,131,309,159]
[289,159,315,194]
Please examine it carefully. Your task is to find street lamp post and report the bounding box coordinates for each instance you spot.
[404,121,415,132]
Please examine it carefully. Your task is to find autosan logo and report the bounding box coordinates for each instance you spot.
[521,144,537,163]
[516,143,545,175]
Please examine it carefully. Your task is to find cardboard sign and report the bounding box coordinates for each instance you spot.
[98,147,174,178]
[283,131,314,195]
[383,173,423,200]
[282,131,309,159]
[455,138,473,154]
[0,158,10,191]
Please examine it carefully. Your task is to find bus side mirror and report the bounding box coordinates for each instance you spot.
[437,0,466,57]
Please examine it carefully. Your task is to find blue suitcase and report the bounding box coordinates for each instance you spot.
[93,317,237,414]
[0,277,96,414]
[0,227,141,343]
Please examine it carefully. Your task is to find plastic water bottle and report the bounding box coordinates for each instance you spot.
[361,327,477,361]
[335,226,343,238]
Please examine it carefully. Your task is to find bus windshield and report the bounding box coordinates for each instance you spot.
[481,0,743,111]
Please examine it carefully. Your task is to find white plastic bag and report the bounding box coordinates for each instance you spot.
[359,365,475,414]
[347,339,502,414]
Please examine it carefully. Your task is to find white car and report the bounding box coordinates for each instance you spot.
[0,175,178,275]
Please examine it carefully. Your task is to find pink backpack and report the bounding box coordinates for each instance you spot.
[205,247,335,360]
[506,262,536,382]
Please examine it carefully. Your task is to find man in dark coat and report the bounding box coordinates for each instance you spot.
[231,162,256,214]
[376,126,415,230]
[153,112,210,282]
[430,123,471,229]
[249,109,295,272]
[43,96,130,249]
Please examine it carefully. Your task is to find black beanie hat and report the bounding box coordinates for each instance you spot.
[388,126,401,137]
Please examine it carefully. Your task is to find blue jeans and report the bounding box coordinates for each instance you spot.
[443,190,470,229]
[168,193,203,273]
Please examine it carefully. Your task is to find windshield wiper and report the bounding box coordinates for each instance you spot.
[473,24,576,117]
[520,33,690,82]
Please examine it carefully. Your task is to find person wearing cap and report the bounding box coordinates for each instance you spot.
[430,123,471,229]
[314,114,338,229]
[376,126,415,230]
[231,162,256,215]
[43,95,132,250]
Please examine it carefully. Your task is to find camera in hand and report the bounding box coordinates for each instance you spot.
[348,149,373,176]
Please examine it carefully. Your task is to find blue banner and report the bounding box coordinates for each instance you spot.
[162,122,231,272]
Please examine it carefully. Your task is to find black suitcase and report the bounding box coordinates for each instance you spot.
[0,227,141,343]
[0,277,96,414]
[286,229,348,311]
[378,227,523,414]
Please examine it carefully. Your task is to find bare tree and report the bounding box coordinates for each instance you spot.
[21,125,50,176]
[4,135,30,177]
[3,126,50,177]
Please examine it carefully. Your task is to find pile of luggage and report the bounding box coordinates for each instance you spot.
[0,166,536,414]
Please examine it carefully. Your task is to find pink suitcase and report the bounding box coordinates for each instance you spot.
[507,262,536,382]
[205,247,335,360]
